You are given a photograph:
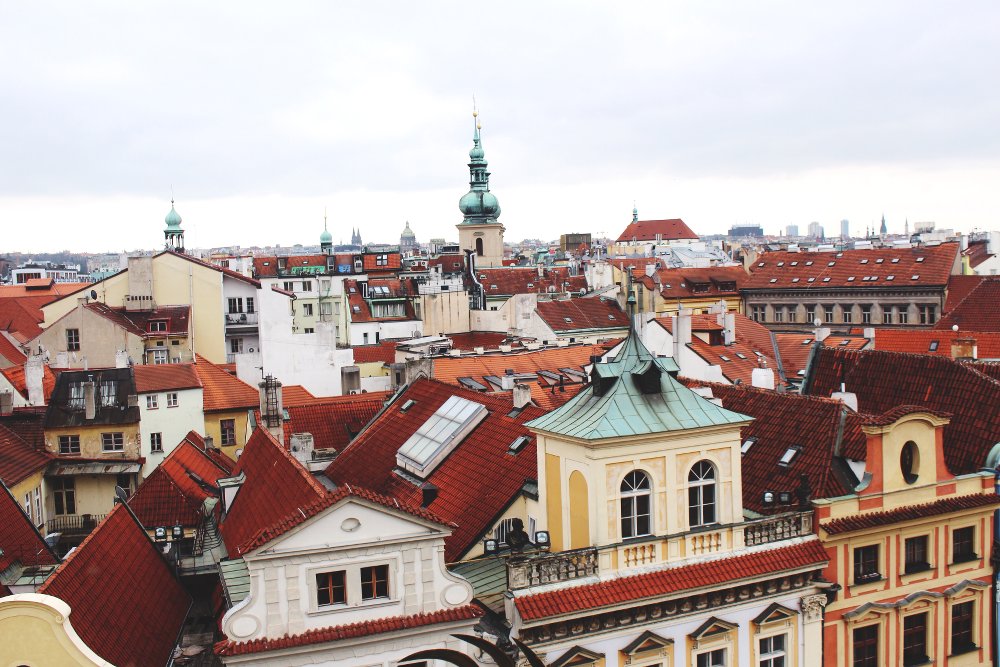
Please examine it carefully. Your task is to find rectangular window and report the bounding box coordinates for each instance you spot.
[919,305,935,324]
[376,254,388,266]
[824,305,835,323]
[697,649,726,667]
[904,536,929,573]
[68,382,85,409]
[146,395,158,409]
[883,308,894,324]
[773,307,784,323]
[148,320,168,332]
[898,310,909,324]
[151,348,168,364]
[66,328,80,351]
[751,305,765,322]
[903,613,927,666]
[230,338,244,354]
[116,473,133,497]
[363,332,369,344]
[220,419,236,446]
[301,280,312,291]
[102,432,124,451]
[861,305,872,324]
[316,571,346,606]
[853,544,880,583]
[53,478,76,515]
[951,601,976,654]
[759,634,785,667]
[360,565,389,600]
[953,526,976,562]
[150,432,163,453]
[33,487,42,526]
[246,297,255,314]
[303,327,315,334]
[853,625,878,667]
[283,281,295,292]
[805,305,816,324]
[58,434,81,455]
[842,306,853,324]
[302,303,314,316]
[227,297,243,314]
[24,493,33,523]
[99,381,117,407]
[166,392,178,408]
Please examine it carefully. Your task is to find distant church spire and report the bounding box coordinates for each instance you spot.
[164,198,185,253]
[879,214,887,237]
[458,107,501,225]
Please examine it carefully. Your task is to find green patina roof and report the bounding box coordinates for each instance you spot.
[219,558,251,607]
[526,331,750,440]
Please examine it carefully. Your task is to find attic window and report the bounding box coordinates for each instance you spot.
[263,261,270,266]
[916,257,925,262]
[875,258,884,263]
[805,261,813,266]
[735,352,747,359]
[508,435,531,454]
[911,274,920,280]
[778,446,802,467]
[836,253,843,258]
[526,283,534,288]
[282,408,290,420]
[479,274,486,279]
[847,276,855,281]
[790,261,798,266]
[807,277,816,282]
[564,317,573,323]
[608,314,617,320]
[490,284,498,290]
[886,275,894,281]
[396,395,488,477]
[822,277,831,282]
[400,399,417,412]
[860,259,869,264]
[758,262,765,267]
[719,355,731,362]
[801,338,812,344]
[929,341,939,352]
[769,278,778,283]
[828,262,836,267]
[891,258,900,263]
[741,436,758,455]
[349,287,357,293]
[352,305,361,313]
[791,278,800,283]
[839,340,850,346]
[777,262,784,267]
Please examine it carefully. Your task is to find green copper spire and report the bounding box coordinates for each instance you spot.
[526,330,750,440]
[458,108,501,224]
[164,200,182,230]
[164,199,185,252]
[632,204,638,223]
[879,214,887,236]
[320,209,333,245]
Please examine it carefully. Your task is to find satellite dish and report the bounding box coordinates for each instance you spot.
[114,485,129,503]
[90,289,98,300]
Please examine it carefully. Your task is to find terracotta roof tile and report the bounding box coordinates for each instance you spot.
[0,333,26,365]
[446,331,509,351]
[514,539,828,621]
[280,385,316,406]
[774,334,870,378]
[873,329,1000,359]
[429,343,614,387]
[194,355,259,412]
[632,266,747,299]
[0,364,56,402]
[345,278,419,323]
[133,363,202,393]
[36,505,191,667]
[616,218,699,243]
[537,298,630,333]
[215,604,483,656]
[0,421,51,488]
[326,379,547,560]
[529,381,585,411]
[0,481,57,572]
[822,493,1000,535]
[945,275,988,312]
[802,346,1000,474]
[962,239,993,269]
[745,243,959,290]
[352,341,398,364]
[278,393,389,451]
[84,303,190,338]
[474,267,587,297]
[937,278,1000,331]
[362,252,403,272]
[252,254,328,278]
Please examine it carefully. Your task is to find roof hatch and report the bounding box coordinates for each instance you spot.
[396,395,488,478]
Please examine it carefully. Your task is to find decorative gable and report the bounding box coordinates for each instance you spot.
[689,616,739,642]
[621,629,674,656]
[752,602,798,626]
[550,645,605,667]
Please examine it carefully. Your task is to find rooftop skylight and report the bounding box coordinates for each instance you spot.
[396,395,488,477]
[508,435,531,454]
[741,436,758,455]
[778,446,802,467]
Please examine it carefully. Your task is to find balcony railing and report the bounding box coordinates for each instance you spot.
[47,513,107,535]
[224,312,258,327]
[507,547,598,590]
[742,511,813,547]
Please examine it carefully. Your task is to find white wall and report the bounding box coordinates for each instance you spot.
[349,320,421,347]
[137,386,204,477]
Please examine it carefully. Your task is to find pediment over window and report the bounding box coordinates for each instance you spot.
[622,630,674,656]
[689,616,738,641]
[752,602,798,626]
[550,646,604,667]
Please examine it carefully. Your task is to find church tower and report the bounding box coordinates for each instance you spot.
[320,211,333,255]
[164,199,184,253]
[456,109,505,268]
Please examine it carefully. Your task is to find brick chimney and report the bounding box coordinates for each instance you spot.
[951,337,977,360]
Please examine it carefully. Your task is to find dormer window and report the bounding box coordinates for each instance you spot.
[148,320,168,333]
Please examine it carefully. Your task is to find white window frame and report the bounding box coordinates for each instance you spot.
[166,392,179,408]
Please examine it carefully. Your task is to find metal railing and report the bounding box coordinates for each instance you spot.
[742,511,813,547]
[507,547,598,590]
[47,513,107,534]
[224,312,258,326]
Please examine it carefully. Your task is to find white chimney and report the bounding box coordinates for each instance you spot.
[831,383,859,412]
[751,367,775,390]
[863,327,875,340]
[645,263,657,277]
[723,313,736,346]
[289,432,315,465]
[84,380,97,420]
[814,326,831,343]
[0,391,12,416]
[114,350,129,368]
[513,383,532,409]
[500,374,515,391]
[672,311,692,360]
[25,355,45,406]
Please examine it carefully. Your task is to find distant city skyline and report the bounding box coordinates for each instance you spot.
[1,1,998,253]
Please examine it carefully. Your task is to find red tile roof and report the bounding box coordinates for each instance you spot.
[937,278,1000,332]
[327,378,547,560]
[528,381,586,411]
[774,334,870,378]
[280,385,316,406]
[0,482,57,572]
[252,254,328,278]
[822,493,1000,535]
[429,343,613,388]
[745,243,959,290]
[945,275,987,312]
[362,252,403,272]
[129,436,233,528]
[616,218,699,243]
[133,363,202,393]
[446,331,509,351]
[215,604,483,656]
[633,266,747,299]
[194,355,259,412]
[963,239,993,269]
[345,278,419,323]
[352,341,398,364]
[681,379,866,512]
[0,333,26,365]
[0,421,51,488]
[37,505,191,667]
[873,329,1000,359]
[84,303,190,338]
[802,346,1000,475]
[426,253,467,273]
[475,267,587,297]
[0,282,92,299]
[0,363,56,402]
[220,427,328,556]
[514,539,828,622]
[0,297,51,340]
[537,298,630,333]
[279,393,389,451]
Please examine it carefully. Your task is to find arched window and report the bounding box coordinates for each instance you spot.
[688,461,717,527]
[620,471,652,538]
[475,238,484,256]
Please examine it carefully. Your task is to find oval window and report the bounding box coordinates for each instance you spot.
[900,441,919,484]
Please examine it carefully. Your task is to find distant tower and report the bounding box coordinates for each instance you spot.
[840,219,850,239]
[164,199,184,253]
[320,211,333,255]
[456,107,505,268]
[399,221,417,253]
[905,218,909,236]
[352,228,362,246]
[879,214,888,238]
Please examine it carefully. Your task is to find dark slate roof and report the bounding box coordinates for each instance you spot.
[44,367,140,428]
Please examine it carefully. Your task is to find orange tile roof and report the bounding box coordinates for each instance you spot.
[430,344,613,387]
[874,329,1000,359]
[0,333,26,365]
[37,505,192,666]
[937,278,1000,332]
[0,364,56,402]
[133,363,201,393]
[0,482,57,572]
[280,384,316,406]
[475,267,587,297]
[529,381,585,411]
[537,298,630,332]
[277,392,390,451]
[193,355,258,412]
[252,254,328,278]
[823,493,1000,535]
[616,218,699,243]
[0,420,51,488]
[352,341,398,365]
[632,265,748,299]
[945,275,987,312]
[774,333,870,378]
[0,282,91,298]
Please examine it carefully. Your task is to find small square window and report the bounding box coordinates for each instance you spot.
[102,432,125,452]
[316,571,346,606]
[166,392,178,407]
[360,565,389,600]
[904,535,930,574]
[58,435,81,455]
[146,395,158,409]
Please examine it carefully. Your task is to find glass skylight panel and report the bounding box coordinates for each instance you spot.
[777,262,784,267]
[778,446,801,466]
[876,258,884,263]
[790,261,798,266]
[792,278,800,283]
[911,274,920,280]
[860,259,869,264]
[397,395,488,476]
[735,352,747,359]
[741,436,757,454]
[891,258,900,263]
[769,278,778,283]
[823,277,831,282]
[508,435,531,454]
[916,257,925,262]
[828,261,836,266]
[805,261,813,266]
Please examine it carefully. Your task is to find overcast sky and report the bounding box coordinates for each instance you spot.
[2,1,998,253]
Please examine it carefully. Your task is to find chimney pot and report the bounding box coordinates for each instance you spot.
[513,383,532,409]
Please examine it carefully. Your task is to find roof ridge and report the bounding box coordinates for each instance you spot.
[38,504,126,593]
